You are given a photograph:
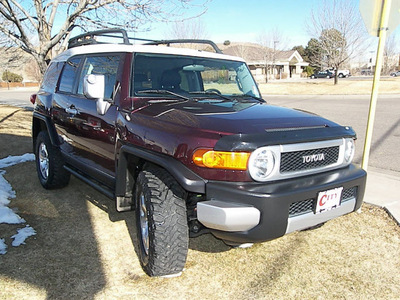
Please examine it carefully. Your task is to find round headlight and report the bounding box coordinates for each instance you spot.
[248,148,275,181]
[344,138,355,163]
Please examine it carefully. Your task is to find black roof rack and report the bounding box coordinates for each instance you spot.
[67,29,222,53]
[143,39,222,54]
[68,29,132,48]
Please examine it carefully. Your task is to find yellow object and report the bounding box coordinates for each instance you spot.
[193,149,250,170]
[362,0,392,171]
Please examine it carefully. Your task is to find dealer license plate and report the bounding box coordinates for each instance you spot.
[316,187,344,214]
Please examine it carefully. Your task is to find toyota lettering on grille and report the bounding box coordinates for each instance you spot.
[302,153,325,163]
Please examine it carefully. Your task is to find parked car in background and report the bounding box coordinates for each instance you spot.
[310,71,334,79]
[390,71,400,77]
[336,69,351,78]
[327,68,351,78]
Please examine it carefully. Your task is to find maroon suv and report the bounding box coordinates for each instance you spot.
[32,29,366,277]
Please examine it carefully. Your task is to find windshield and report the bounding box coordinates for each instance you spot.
[132,53,261,99]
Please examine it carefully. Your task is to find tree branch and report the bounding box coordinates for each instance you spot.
[9,0,38,29]
[0,1,36,52]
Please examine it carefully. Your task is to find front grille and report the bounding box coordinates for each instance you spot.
[289,199,314,217]
[289,186,358,217]
[342,187,357,202]
[280,146,340,173]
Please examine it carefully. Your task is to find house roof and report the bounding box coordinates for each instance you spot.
[222,43,306,66]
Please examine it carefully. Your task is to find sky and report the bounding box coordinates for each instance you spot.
[141,0,400,51]
[143,0,321,46]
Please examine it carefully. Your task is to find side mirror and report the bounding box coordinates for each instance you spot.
[83,74,110,115]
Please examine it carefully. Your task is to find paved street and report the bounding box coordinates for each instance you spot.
[266,94,400,174]
[0,87,36,110]
[0,87,399,174]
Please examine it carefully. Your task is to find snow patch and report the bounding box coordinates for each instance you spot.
[0,207,25,224]
[0,154,36,255]
[0,238,7,255]
[0,153,35,169]
[11,226,36,247]
[0,170,15,205]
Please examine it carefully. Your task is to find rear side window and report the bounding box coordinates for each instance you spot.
[41,62,63,92]
[58,57,81,93]
[77,55,121,100]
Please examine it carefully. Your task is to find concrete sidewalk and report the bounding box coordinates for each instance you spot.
[363,168,400,226]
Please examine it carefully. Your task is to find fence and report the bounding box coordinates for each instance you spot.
[0,82,39,88]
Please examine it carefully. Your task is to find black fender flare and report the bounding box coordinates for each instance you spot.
[115,145,206,198]
[32,112,60,147]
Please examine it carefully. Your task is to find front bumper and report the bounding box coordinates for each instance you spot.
[197,164,366,244]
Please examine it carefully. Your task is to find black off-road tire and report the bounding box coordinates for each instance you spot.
[35,131,70,189]
[135,165,189,277]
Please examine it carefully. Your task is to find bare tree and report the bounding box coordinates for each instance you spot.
[165,18,212,51]
[307,0,370,84]
[25,58,42,82]
[167,19,209,40]
[0,0,209,75]
[258,28,289,82]
[383,33,399,74]
[231,44,250,61]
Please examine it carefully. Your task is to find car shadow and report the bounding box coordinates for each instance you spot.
[84,186,233,255]
[0,133,107,299]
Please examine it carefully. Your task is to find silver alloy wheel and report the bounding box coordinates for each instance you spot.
[139,192,149,256]
[38,142,49,180]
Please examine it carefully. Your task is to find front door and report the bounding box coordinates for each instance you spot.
[52,54,123,188]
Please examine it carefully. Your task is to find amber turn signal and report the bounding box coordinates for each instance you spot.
[193,149,250,170]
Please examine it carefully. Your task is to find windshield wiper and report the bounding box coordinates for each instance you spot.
[137,89,190,102]
[232,94,265,103]
[189,91,234,102]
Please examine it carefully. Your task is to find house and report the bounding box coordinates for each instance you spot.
[0,47,41,85]
[222,43,309,82]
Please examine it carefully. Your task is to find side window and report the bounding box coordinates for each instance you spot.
[58,57,81,93]
[41,62,63,92]
[77,55,121,100]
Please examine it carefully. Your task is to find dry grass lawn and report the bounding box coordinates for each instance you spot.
[0,105,399,300]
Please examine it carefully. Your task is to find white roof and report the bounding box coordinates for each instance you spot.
[53,43,245,63]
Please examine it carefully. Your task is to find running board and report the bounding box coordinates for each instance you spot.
[64,165,114,200]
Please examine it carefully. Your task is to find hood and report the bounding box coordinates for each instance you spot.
[137,99,338,135]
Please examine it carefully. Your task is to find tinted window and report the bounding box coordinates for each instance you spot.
[133,53,260,98]
[77,55,121,99]
[58,57,81,93]
[41,62,63,92]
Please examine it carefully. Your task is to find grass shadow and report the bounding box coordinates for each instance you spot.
[0,132,107,299]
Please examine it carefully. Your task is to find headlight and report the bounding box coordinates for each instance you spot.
[192,149,250,170]
[344,138,355,163]
[248,148,276,181]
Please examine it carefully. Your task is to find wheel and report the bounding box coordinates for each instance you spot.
[311,75,315,79]
[326,75,330,78]
[205,88,221,94]
[35,131,70,189]
[135,165,188,277]
[338,73,344,78]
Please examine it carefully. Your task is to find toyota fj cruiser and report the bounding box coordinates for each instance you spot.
[31,29,366,277]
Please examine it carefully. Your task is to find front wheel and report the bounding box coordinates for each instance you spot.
[135,165,189,277]
[35,131,70,189]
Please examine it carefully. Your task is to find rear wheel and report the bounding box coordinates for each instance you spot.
[135,165,188,277]
[35,131,70,189]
